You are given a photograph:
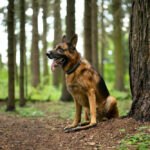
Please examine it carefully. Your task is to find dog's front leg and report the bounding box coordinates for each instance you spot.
[64,99,82,130]
[64,90,97,133]
[88,89,97,126]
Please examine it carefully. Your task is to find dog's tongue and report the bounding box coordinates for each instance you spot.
[51,61,57,72]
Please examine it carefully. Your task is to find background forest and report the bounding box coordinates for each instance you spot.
[0,0,150,149]
[0,0,131,106]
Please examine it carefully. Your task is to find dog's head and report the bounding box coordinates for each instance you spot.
[46,34,80,72]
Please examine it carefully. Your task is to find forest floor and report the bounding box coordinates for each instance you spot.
[0,101,150,150]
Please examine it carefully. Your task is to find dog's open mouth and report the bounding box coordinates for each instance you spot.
[51,58,65,72]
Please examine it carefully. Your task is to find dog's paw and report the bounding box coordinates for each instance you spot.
[64,124,77,131]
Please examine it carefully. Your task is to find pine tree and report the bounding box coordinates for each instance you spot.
[31,0,40,87]
[7,0,15,111]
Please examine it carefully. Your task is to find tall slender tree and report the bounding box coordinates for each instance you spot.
[84,0,92,64]
[91,0,98,70]
[60,0,75,101]
[7,0,15,111]
[14,34,19,84]
[19,0,26,106]
[66,0,75,39]
[100,0,105,77]
[53,0,62,87]
[42,0,49,79]
[31,0,40,87]
[129,0,150,121]
[112,0,125,91]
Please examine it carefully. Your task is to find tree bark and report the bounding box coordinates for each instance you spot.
[31,0,40,87]
[53,0,62,88]
[84,0,92,64]
[19,0,26,106]
[129,0,150,121]
[42,0,49,79]
[7,0,15,111]
[100,0,105,77]
[60,0,75,101]
[66,0,75,40]
[112,0,125,91]
[91,0,98,71]
[14,34,19,84]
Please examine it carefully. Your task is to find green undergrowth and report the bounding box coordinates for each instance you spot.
[118,126,150,150]
[0,104,45,117]
[117,100,132,116]
[0,99,131,119]
[47,101,75,120]
[0,68,131,102]
[27,84,61,102]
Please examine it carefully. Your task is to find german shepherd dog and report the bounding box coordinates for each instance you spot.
[46,34,119,132]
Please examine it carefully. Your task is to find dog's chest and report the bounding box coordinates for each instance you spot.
[66,74,82,93]
[67,84,83,94]
[67,84,89,107]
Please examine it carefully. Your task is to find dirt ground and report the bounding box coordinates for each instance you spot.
[0,113,150,150]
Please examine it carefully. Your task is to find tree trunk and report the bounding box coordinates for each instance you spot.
[53,0,62,88]
[31,0,40,87]
[66,0,75,40]
[112,0,125,91]
[60,0,75,101]
[84,0,92,64]
[129,0,150,121]
[19,0,26,106]
[14,34,19,84]
[100,0,105,77]
[25,47,28,98]
[7,0,15,111]
[42,0,49,79]
[91,0,98,71]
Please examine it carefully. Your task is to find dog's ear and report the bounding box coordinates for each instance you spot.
[70,34,78,47]
[62,35,67,43]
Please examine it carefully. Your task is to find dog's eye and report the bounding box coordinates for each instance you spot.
[58,46,65,53]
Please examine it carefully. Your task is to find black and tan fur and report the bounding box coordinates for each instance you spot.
[46,34,119,132]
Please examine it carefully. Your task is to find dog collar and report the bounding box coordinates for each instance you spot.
[65,61,81,75]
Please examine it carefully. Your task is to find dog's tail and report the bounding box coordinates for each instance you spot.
[105,96,119,119]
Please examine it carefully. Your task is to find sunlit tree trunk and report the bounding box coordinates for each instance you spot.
[84,0,92,64]
[24,48,28,98]
[129,0,150,121]
[60,0,75,101]
[19,0,26,106]
[100,0,105,77]
[14,34,19,84]
[31,0,40,87]
[53,0,62,88]
[42,0,49,79]
[112,0,125,91]
[91,0,98,70]
[7,0,15,111]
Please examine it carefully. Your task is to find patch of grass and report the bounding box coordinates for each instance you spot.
[118,131,150,150]
[138,126,149,131]
[28,84,61,101]
[47,101,75,120]
[34,99,131,120]
[117,100,131,116]
[0,104,45,117]
[110,90,131,100]
[120,129,126,132]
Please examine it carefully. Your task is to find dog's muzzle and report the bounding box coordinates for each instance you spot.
[46,51,53,59]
